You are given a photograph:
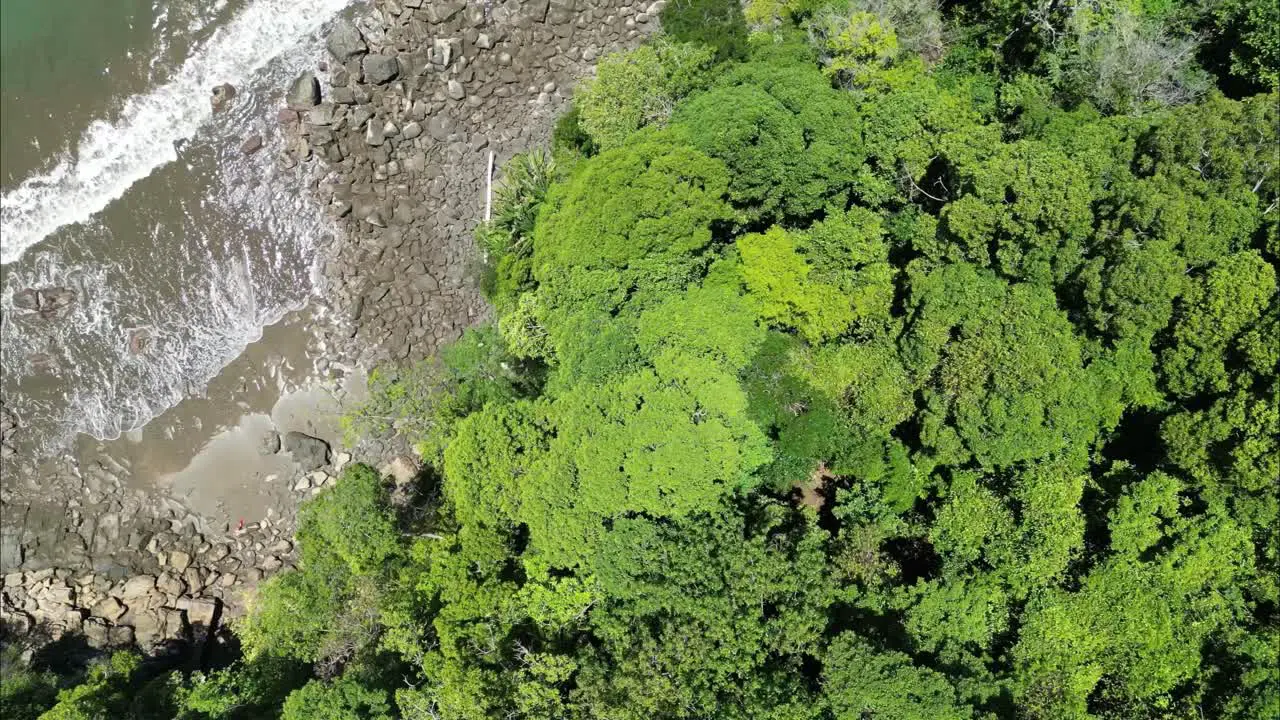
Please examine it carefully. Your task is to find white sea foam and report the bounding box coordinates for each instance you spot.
[0,0,351,264]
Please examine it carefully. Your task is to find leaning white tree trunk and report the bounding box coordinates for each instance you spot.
[485,150,495,223]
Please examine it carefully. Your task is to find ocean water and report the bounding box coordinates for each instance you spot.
[0,0,356,458]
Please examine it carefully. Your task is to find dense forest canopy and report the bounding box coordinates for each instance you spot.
[6,0,1278,717]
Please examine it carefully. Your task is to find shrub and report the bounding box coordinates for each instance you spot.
[574,39,715,150]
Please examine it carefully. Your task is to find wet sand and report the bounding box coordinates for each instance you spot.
[67,306,367,528]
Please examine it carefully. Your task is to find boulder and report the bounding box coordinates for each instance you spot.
[12,289,39,312]
[285,72,321,110]
[258,430,281,456]
[284,431,330,471]
[90,596,127,622]
[210,83,237,112]
[36,287,76,318]
[362,53,399,85]
[240,134,264,155]
[83,617,111,648]
[326,20,367,62]
[380,455,420,486]
[127,328,152,355]
[167,551,192,573]
[120,574,156,599]
[107,625,134,646]
[425,0,465,23]
[176,597,219,629]
[156,571,186,597]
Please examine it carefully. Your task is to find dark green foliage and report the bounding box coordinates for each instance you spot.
[823,633,971,720]
[675,49,865,223]
[38,652,176,720]
[659,0,750,61]
[901,263,1115,468]
[0,646,58,720]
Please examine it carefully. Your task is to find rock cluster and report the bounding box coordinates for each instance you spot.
[290,0,659,368]
[0,435,355,653]
[0,519,287,653]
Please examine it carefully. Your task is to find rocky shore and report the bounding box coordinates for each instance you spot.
[301,0,661,368]
[1,0,655,658]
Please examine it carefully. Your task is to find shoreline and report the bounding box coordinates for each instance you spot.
[1,0,658,657]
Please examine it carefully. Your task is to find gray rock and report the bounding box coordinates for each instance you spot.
[428,115,454,141]
[0,531,22,570]
[83,617,111,648]
[326,20,367,62]
[12,289,39,312]
[362,53,399,85]
[365,119,386,146]
[284,431,330,471]
[90,596,126,622]
[258,430,281,456]
[240,134,263,155]
[210,83,237,113]
[168,550,192,573]
[307,103,336,126]
[447,79,466,100]
[285,72,321,110]
[425,1,465,23]
[106,624,133,646]
[176,596,219,628]
[120,574,156,599]
[36,287,76,318]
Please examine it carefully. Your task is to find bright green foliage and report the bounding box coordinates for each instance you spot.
[525,134,732,361]
[240,465,401,663]
[635,282,766,370]
[520,355,771,570]
[574,40,716,150]
[1013,473,1254,718]
[823,633,971,720]
[851,61,983,206]
[442,399,547,538]
[736,208,896,342]
[574,507,832,718]
[279,678,392,720]
[296,464,399,576]
[738,226,856,342]
[901,263,1112,467]
[1163,382,1280,538]
[173,657,307,719]
[342,325,533,463]
[813,10,901,86]
[1161,250,1276,397]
